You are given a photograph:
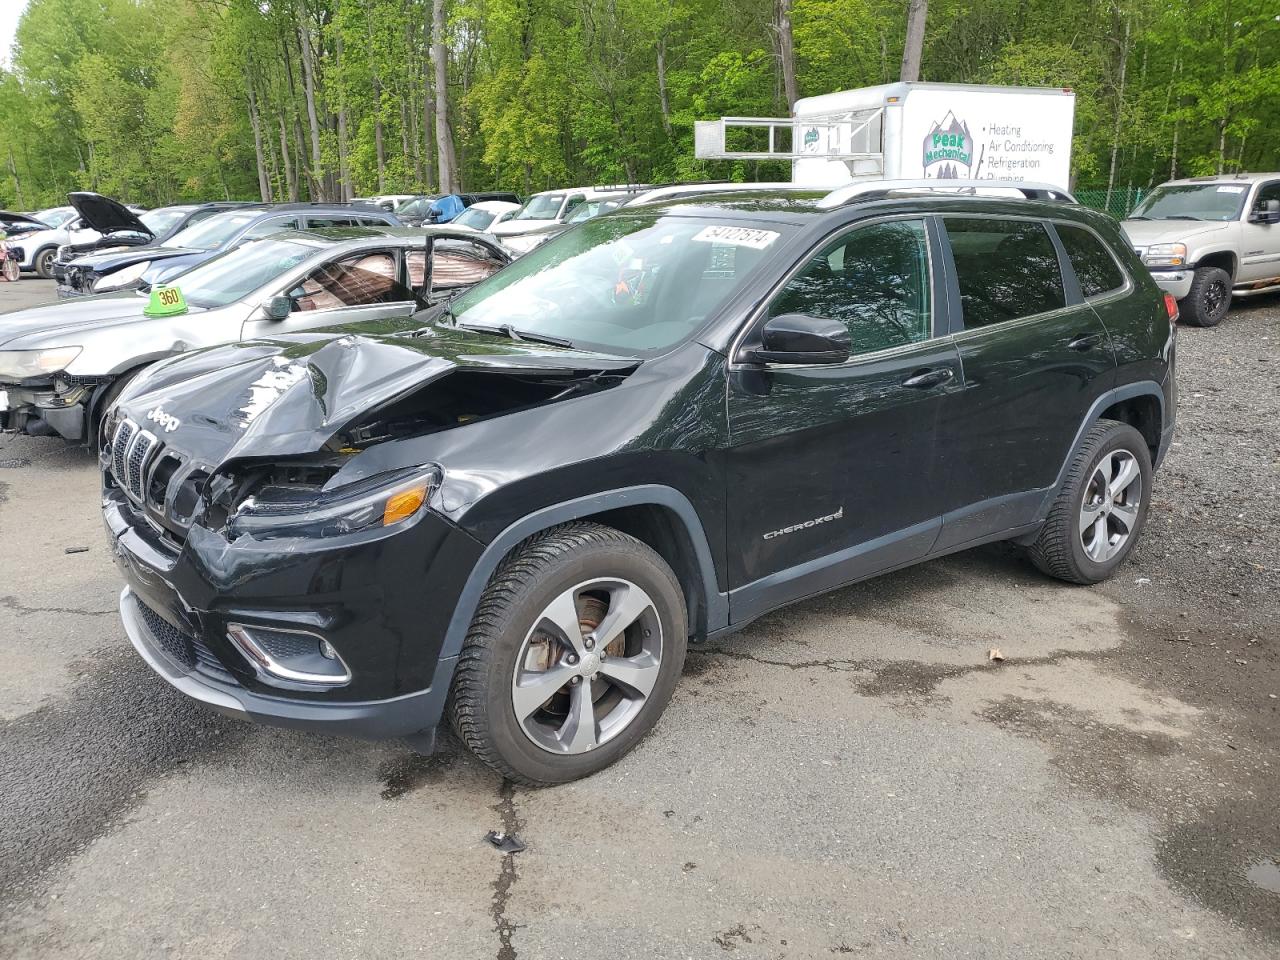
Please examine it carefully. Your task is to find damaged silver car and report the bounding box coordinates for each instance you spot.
[0,226,510,444]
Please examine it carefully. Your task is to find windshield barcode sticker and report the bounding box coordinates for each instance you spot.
[692,226,779,250]
[1216,186,1245,193]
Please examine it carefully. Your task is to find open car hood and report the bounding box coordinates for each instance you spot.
[68,192,152,238]
[0,211,50,227]
[115,324,639,466]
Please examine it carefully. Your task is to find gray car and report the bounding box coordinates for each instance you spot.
[0,227,510,444]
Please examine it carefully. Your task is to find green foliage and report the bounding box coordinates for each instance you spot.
[1,0,1277,209]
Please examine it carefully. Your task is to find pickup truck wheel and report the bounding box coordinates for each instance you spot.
[34,248,56,279]
[1028,419,1152,585]
[1181,266,1231,327]
[449,522,687,786]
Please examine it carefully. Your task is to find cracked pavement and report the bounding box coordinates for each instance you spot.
[1,283,1278,958]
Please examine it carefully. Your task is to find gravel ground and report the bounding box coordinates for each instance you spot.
[0,284,1277,958]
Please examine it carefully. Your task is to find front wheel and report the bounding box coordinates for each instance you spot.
[34,248,56,279]
[1028,419,1153,585]
[449,522,687,786]
[1180,265,1231,327]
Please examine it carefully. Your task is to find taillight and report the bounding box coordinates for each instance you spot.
[1164,292,1179,326]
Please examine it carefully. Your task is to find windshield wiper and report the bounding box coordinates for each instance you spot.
[1161,214,1203,221]
[458,321,574,348]
[1127,215,1151,220]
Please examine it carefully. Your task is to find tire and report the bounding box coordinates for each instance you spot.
[1028,419,1153,585]
[34,247,56,279]
[449,522,688,786]
[87,368,141,452]
[1180,265,1231,327]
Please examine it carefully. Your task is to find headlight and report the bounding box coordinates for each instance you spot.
[226,465,440,540]
[0,347,83,381]
[94,260,151,292]
[1143,243,1187,268]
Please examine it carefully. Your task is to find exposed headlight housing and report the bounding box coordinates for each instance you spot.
[1143,242,1187,268]
[226,465,440,540]
[0,347,83,381]
[94,259,151,292]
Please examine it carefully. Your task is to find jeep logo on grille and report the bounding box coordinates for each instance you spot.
[146,407,181,433]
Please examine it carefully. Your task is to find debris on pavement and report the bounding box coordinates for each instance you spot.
[988,647,1005,662]
[485,830,526,854]
[63,546,89,555]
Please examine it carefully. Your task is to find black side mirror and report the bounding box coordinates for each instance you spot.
[1250,199,1280,224]
[264,295,292,320]
[746,313,851,365]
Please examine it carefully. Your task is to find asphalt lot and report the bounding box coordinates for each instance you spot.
[1,277,1277,959]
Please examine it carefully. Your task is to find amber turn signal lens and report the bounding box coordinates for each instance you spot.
[382,485,428,526]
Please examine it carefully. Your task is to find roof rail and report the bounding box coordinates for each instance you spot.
[817,179,1076,209]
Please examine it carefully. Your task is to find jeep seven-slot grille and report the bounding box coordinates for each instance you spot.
[110,418,161,504]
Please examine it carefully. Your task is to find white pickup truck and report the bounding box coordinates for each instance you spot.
[1122,173,1280,327]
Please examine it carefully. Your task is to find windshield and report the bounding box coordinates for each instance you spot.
[166,238,316,308]
[140,207,189,237]
[1130,184,1248,222]
[167,210,261,250]
[35,207,76,227]
[453,207,495,230]
[448,215,789,355]
[395,197,431,217]
[514,194,565,221]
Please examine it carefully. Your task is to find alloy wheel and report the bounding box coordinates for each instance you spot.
[1203,278,1227,318]
[511,578,663,755]
[1079,449,1142,563]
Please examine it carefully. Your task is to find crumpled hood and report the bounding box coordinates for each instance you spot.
[65,244,197,272]
[1121,219,1231,247]
[0,292,186,349]
[115,325,638,465]
[68,192,152,238]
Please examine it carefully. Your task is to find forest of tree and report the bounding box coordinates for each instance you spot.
[1,0,1278,211]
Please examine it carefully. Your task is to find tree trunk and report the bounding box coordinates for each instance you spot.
[1216,118,1227,175]
[278,111,298,201]
[431,0,459,193]
[1104,16,1130,212]
[900,0,928,82]
[7,149,23,208]
[245,75,272,202]
[422,15,436,191]
[657,35,672,135]
[335,35,352,199]
[280,35,310,199]
[297,3,326,200]
[407,21,424,186]
[774,0,799,110]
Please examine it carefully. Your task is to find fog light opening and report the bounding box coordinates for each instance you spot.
[226,623,351,687]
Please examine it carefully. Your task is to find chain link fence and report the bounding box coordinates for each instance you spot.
[1074,187,1149,219]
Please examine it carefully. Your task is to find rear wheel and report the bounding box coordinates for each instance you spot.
[34,247,56,279]
[1029,419,1152,584]
[1181,265,1231,327]
[449,522,687,786]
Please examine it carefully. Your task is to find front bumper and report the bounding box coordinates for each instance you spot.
[104,483,482,747]
[1147,269,1194,300]
[0,382,89,439]
[120,587,445,747]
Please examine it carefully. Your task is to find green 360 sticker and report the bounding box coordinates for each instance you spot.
[144,285,188,317]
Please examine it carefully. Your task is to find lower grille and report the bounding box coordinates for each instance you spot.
[135,598,237,685]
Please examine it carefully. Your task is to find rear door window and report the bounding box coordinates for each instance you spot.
[1055,224,1126,298]
[242,217,300,241]
[944,218,1066,328]
[430,239,506,293]
[307,215,360,229]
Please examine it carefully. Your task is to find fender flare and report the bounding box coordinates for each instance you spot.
[1037,380,1168,520]
[423,485,726,707]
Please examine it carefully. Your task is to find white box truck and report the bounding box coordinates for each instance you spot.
[695,82,1076,190]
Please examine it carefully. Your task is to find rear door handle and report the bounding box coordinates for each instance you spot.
[901,367,955,389]
[1068,333,1103,351]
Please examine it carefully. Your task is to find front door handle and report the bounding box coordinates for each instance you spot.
[901,367,955,389]
[1068,333,1103,351]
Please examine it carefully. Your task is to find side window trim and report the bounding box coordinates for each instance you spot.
[730,213,942,368]
[1049,219,1134,304]
[1046,220,1085,306]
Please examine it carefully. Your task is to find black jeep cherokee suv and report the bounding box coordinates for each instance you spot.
[101,185,1177,785]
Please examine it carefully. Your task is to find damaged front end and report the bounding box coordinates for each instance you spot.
[101,325,637,742]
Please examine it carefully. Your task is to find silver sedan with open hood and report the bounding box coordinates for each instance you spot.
[0,226,510,444]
